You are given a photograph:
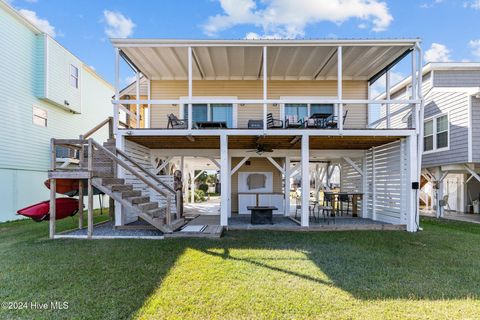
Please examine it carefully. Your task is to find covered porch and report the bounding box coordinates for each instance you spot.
[122,131,418,232]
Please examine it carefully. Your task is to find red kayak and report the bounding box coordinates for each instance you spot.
[17,198,80,222]
[44,179,103,196]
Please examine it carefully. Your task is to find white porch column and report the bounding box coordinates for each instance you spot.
[146,78,151,128]
[227,155,232,217]
[361,155,368,218]
[220,135,229,226]
[386,70,391,128]
[114,48,120,135]
[284,157,291,216]
[188,46,193,131]
[263,46,268,131]
[301,135,310,227]
[115,134,125,226]
[407,134,419,232]
[337,46,343,131]
[136,72,140,128]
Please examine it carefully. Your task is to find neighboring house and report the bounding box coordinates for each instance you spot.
[47,38,424,238]
[0,1,113,222]
[373,62,480,216]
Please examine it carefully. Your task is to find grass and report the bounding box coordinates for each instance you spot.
[1,215,480,319]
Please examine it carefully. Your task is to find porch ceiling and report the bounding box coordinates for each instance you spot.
[114,40,415,81]
[125,135,403,150]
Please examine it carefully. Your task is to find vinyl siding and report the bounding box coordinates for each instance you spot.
[422,91,469,167]
[150,80,367,129]
[433,70,480,87]
[0,4,113,221]
[377,72,432,129]
[43,36,83,113]
[472,97,480,162]
[230,157,284,213]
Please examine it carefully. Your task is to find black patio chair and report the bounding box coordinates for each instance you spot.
[167,113,187,129]
[325,110,348,129]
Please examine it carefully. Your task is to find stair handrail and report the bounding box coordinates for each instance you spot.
[115,148,176,194]
[81,117,114,140]
[90,139,173,224]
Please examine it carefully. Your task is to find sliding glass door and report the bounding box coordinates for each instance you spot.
[183,103,233,128]
[211,104,233,128]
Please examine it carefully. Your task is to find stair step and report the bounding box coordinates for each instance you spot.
[147,208,166,219]
[128,196,150,204]
[110,184,133,192]
[102,178,125,186]
[138,202,158,212]
[120,190,142,198]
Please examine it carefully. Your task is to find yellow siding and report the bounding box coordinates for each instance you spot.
[150,80,367,128]
[230,157,284,213]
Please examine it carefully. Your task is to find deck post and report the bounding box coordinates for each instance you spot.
[386,70,391,128]
[87,139,93,238]
[78,180,83,229]
[263,46,268,131]
[49,138,56,239]
[220,134,229,226]
[361,155,368,218]
[301,135,310,227]
[337,46,343,132]
[136,71,140,128]
[407,134,418,232]
[372,147,377,221]
[147,78,151,128]
[188,46,193,131]
[284,157,291,216]
[114,48,120,135]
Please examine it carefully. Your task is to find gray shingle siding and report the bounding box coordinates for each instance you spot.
[472,97,480,162]
[433,70,480,87]
[422,91,469,167]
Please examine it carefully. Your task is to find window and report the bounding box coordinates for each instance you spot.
[285,103,334,120]
[33,106,47,127]
[70,64,79,88]
[424,114,448,152]
[184,103,233,128]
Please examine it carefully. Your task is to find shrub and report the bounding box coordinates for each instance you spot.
[198,184,209,193]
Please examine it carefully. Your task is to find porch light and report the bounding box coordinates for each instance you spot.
[240,104,245,107]
[172,104,178,107]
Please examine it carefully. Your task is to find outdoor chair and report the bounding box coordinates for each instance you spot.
[285,115,304,128]
[267,113,283,129]
[323,193,336,216]
[317,204,334,224]
[324,110,348,129]
[167,113,188,129]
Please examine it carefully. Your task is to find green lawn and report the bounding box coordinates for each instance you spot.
[1,214,480,319]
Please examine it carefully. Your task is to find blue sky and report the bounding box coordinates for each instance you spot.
[8,0,480,85]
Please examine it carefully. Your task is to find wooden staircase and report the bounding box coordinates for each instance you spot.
[91,177,182,233]
[48,117,184,238]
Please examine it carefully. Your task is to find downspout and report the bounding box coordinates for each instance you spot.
[416,42,424,231]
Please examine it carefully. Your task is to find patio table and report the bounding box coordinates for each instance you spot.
[195,121,227,129]
[323,192,363,217]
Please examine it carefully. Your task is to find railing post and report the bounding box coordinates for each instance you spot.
[263,46,268,131]
[166,195,172,226]
[114,48,120,136]
[49,138,56,239]
[136,72,140,128]
[108,117,114,140]
[188,46,193,131]
[337,46,343,131]
[386,70,391,128]
[87,139,93,238]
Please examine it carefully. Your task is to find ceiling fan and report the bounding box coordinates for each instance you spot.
[247,143,274,155]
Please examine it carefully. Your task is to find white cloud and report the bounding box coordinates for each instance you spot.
[103,10,135,38]
[420,0,443,9]
[203,0,393,38]
[464,0,480,9]
[424,43,451,62]
[18,9,56,37]
[469,39,480,57]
